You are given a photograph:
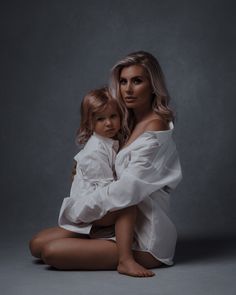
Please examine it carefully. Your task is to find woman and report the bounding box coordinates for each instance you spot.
[29,51,182,277]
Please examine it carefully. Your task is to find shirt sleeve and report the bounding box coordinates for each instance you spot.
[62,134,182,224]
[78,147,114,181]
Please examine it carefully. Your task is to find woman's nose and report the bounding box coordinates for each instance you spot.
[125,82,133,93]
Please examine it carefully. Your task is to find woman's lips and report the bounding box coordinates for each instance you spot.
[125,96,136,101]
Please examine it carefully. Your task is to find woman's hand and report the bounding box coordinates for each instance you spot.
[71,160,77,182]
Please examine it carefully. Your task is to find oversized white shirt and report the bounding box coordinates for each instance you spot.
[59,122,182,265]
[58,132,119,234]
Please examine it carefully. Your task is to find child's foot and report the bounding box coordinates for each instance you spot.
[117,258,155,277]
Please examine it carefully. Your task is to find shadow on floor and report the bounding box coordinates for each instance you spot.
[33,259,45,265]
[175,234,236,264]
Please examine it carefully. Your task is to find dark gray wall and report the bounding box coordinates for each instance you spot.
[1,0,235,238]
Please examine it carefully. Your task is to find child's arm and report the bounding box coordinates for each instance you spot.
[79,148,115,181]
[62,134,182,224]
[58,146,116,228]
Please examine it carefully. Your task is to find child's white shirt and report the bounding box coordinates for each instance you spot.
[58,132,119,234]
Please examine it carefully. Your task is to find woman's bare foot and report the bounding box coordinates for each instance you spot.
[117,258,155,277]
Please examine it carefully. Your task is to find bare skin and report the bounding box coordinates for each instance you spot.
[29,226,162,277]
[119,64,169,147]
[93,207,155,277]
[29,64,169,277]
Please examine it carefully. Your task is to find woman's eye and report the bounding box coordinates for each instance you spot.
[133,78,142,84]
[119,79,127,85]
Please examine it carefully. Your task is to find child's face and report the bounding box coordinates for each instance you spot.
[93,104,121,138]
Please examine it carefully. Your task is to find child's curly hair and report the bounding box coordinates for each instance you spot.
[76,87,127,146]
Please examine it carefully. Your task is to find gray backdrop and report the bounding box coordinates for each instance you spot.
[1,0,235,241]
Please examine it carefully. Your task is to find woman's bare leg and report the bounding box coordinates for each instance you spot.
[40,237,161,273]
[93,206,155,277]
[29,227,87,258]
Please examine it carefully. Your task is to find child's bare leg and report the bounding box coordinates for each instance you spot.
[115,206,155,277]
[93,207,155,277]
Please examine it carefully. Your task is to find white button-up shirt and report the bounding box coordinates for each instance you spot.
[59,122,182,265]
[58,132,119,234]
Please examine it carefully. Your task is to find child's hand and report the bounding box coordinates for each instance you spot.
[71,160,77,182]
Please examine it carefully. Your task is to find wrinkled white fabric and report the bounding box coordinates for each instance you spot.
[59,122,182,265]
[58,132,118,234]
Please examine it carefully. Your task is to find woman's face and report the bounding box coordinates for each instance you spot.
[119,65,153,111]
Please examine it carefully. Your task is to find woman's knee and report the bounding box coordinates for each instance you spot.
[29,235,44,258]
[41,241,61,268]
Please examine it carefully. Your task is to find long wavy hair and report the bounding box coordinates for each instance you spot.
[76,87,125,145]
[109,51,174,140]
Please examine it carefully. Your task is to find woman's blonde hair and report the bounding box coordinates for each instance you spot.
[109,51,174,138]
[77,87,124,145]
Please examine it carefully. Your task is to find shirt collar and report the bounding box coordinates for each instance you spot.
[93,132,119,151]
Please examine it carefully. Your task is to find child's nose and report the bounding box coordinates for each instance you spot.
[105,118,112,126]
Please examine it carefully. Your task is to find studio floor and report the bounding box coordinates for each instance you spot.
[1,232,236,295]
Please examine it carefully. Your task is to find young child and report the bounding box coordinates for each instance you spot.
[59,87,122,235]
[58,87,154,277]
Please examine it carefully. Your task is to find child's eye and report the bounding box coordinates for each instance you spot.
[96,117,104,121]
[111,114,118,119]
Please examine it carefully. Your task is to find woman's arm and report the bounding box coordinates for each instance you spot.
[61,133,182,224]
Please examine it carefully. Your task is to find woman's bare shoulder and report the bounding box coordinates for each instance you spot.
[144,118,169,132]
